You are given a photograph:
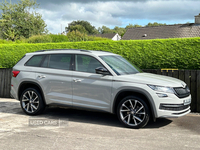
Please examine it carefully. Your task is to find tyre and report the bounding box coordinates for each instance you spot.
[20,88,45,115]
[117,96,150,129]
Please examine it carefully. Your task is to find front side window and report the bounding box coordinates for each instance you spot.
[48,54,72,70]
[75,55,103,73]
[26,55,44,67]
[100,55,142,75]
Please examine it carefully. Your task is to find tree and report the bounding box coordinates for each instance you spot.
[146,22,166,27]
[125,24,142,29]
[98,26,115,34]
[113,26,126,36]
[66,20,98,34]
[98,26,126,36]
[69,25,87,33]
[0,0,47,40]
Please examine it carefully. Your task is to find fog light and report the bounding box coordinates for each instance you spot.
[157,93,168,98]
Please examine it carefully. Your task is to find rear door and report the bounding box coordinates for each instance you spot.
[72,54,113,112]
[33,54,73,105]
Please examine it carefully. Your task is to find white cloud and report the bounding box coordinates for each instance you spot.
[32,0,200,33]
[61,3,122,26]
[37,9,70,34]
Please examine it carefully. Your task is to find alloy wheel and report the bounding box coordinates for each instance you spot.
[21,90,40,113]
[119,99,146,126]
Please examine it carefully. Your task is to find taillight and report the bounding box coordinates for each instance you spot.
[12,71,20,77]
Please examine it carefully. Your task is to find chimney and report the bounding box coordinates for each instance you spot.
[195,13,200,24]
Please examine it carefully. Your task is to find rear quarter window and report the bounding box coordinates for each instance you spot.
[25,55,44,67]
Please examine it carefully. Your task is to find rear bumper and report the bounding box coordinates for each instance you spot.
[10,85,18,100]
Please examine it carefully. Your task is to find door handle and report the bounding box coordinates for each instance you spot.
[38,75,46,79]
[73,79,82,82]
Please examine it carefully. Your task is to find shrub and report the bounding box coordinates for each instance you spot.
[0,39,14,44]
[66,30,110,42]
[87,36,111,41]
[0,34,110,44]
[49,34,69,43]
[26,35,52,43]
[0,37,200,69]
[67,30,87,42]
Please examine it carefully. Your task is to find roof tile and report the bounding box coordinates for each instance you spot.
[122,24,200,40]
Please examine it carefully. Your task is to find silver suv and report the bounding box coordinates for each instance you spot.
[11,49,191,128]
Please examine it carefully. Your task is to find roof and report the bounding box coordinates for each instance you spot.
[122,24,200,40]
[94,33,117,39]
[27,49,116,56]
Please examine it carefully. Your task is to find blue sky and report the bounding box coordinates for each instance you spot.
[4,0,200,33]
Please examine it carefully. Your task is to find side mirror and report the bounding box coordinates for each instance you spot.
[95,67,110,75]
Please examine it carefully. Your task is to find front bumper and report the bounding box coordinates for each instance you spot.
[153,93,191,118]
[159,103,190,111]
[158,106,191,118]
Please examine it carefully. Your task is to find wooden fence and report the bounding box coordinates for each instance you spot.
[0,68,200,112]
[0,69,12,98]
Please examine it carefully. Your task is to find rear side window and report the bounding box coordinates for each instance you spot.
[26,55,44,67]
[41,55,49,67]
[48,54,72,70]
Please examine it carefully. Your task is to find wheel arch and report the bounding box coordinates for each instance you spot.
[112,89,157,121]
[18,81,46,105]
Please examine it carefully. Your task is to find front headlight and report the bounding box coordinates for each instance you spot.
[148,85,174,94]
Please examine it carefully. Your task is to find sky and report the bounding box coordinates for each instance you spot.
[5,0,200,34]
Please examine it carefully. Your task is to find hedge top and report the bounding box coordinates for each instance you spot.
[0,37,200,69]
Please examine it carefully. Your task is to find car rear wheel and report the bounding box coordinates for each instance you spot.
[20,88,45,115]
[117,96,150,128]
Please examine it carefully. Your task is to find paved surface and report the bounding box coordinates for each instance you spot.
[0,98,200,150]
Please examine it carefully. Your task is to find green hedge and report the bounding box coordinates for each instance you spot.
[1,37,200,69]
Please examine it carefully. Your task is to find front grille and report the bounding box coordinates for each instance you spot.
[173,86,190,98]
[159,103,190,111]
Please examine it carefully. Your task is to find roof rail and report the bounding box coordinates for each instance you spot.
[80,50,91,53]
[92,50,112,53]
[35,50,46,52]
[34,49,91,53]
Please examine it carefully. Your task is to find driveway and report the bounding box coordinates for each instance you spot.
[0,98,200,150]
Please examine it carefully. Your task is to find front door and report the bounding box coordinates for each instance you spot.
[72,54,113,112]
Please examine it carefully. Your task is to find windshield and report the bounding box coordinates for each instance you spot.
[100,55,142,75]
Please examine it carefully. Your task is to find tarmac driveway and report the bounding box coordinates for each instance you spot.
[0,98,200,150]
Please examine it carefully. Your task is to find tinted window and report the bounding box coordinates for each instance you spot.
[48,54,72,70]
[26,55,44,67]
[41,55,49,67]
[75,55,103,73]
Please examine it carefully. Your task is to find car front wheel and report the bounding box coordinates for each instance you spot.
[117,96,150,128]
